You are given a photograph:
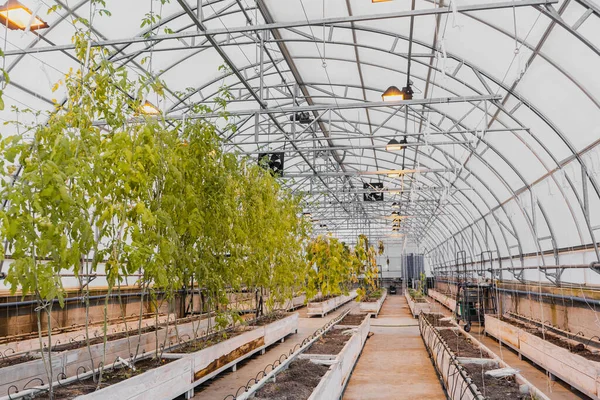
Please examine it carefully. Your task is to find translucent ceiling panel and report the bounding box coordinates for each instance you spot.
[578,13,600,50]
[264,0,349,22]
[440,11,534,85]
[96,0,185,39]
[485,130,547,184]
[542,25,600,103]
[509,101,572,163]
[517,57,600,152]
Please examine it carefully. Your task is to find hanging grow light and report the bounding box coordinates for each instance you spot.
[381,85,414,102]
[386,137,408,151]
[381,86,404,102]
[140,101,160,115]
[0,0,48,31]
[391,202,400,209]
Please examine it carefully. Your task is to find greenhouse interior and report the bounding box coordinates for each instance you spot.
[0,0,600,399]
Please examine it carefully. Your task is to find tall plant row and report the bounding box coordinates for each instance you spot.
[305,234,380,301]
[0,17,308,396]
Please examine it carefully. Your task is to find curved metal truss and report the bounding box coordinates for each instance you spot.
[2,0,600,285]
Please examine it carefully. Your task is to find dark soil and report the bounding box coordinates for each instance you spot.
[438,329,490,359]
[0,353,39,368]
[254,359,329,400]
[462,363,532,400]
[423,313,455,327]
[249,312,288,326]
[414,297,428,303]
[169,327,247,354]
[49,326,158,352]
[338,313,368,326]
[501,317,600,362]
[34,357,175,399]
[305,328,351,355]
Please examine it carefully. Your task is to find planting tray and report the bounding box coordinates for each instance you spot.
[307,290,358,317]
[302,313,370,399]
[71,313,299,400]
[286,293,307,311]
[420,315,549,400]
[428,289,457,312]
[358,289,387,317]
[405,291,431,318]
[485,314,600,399]
[0,315,214,398]
[0,314,174,356]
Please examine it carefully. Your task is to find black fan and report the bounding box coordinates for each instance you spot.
[363,182,384,202]
[258,152,285,177]
[289,112,314,124]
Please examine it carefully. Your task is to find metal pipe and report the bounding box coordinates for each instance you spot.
[496,287,600,307]
[4,0,558,57]
[0,289,202,309]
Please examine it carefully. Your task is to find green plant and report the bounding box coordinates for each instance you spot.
[305,235,354,300]
[354,235,379,301]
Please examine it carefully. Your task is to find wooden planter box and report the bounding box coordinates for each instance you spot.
[405,291,431,318]
[485,315,600,399]
[74,313,299,400]
[0,314,174,356]
[0,315,215,398]
[428,289,457,312]
[358,289,387,317]
[420,316,549,400]
[305,313,370,399]
[286,294,307,311]
[307,290,358,317]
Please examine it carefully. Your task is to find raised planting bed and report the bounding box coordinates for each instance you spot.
[253,312,370,400]
[422,313,456,328]
[0,314,174,356]
[14,313,299,400]
[0,314,217,398]
[285,293,307,311]
[405,290,431,318]
[307,290,358,317]
[419,314,549,400]
[485,314,600,399]
[428,289,457,312]
[358,289,387,317]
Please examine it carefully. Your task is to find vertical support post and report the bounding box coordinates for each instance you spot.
[255,30,265,142]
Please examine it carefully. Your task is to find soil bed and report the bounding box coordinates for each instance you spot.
[33,357,175,399]
[169,326,248,354]
[305,328,351,355]
[501,317,600,362]
[462,363,532,400]
[0,353,39,368]
[423,313,455,327]
[254,359,328,400]
[338,313,368,326]
[49,326,158,352]
[249,312,288,326]
[438,329,489,359]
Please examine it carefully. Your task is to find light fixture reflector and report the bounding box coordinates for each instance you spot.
[140,101,160,115]
[0,1,48,31]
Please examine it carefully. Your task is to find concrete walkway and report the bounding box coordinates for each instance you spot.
[192,302,357,399]
[343,294,446,400]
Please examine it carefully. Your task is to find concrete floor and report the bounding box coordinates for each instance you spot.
[343,295,446,400]
[430,296,589,400]
[191,302,356,399]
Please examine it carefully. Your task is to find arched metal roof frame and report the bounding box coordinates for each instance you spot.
[1,0,600,281]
